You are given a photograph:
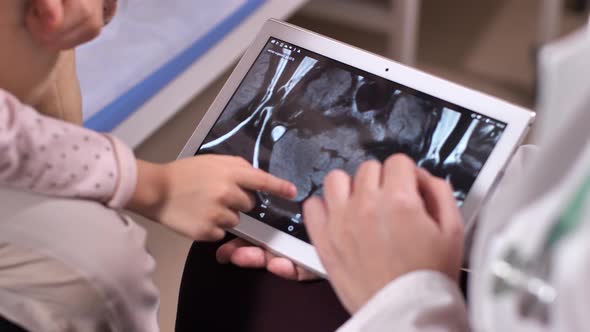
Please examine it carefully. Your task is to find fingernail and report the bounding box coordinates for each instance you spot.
[290,184,298,197]
[280,183,297,199]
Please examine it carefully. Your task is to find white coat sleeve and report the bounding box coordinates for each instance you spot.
[337,271,470,332]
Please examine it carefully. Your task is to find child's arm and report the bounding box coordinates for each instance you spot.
[127,156,297,241]
[0,88,296,241]
[0,88,136,207]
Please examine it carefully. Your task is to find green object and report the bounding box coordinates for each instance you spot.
[547,173,590,249]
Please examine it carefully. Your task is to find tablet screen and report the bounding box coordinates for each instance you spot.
[196,38,507,243]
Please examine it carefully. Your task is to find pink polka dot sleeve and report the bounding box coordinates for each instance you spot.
[0,89,137,208]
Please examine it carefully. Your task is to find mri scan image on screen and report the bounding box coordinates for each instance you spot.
[196,38,506,243]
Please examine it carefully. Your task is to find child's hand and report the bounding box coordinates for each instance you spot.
[26,0,118,51]
[127,155,297,242]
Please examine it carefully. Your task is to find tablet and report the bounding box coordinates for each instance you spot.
[178,19,535,277]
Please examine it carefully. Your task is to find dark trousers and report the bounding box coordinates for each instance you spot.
[175,236,349,332]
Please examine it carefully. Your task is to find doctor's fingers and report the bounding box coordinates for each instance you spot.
[303,196,336,263]
[216,238,318,281]
[323,170,352,212]
[382,154,420,194]
[416,168,464,238]
[216,239,269,268]
[216,238,255,265]
[380,154,427,219]
[267,257,319,281]
[234,167,297,200]
[352,160,382,197]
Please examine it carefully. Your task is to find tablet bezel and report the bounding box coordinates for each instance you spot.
[178,19,535,277]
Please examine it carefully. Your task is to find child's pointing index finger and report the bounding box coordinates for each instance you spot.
[235,167,297,200]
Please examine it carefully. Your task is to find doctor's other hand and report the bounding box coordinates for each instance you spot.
[216,238,318,281]
[126,155,297,242]
[305,155,465,314]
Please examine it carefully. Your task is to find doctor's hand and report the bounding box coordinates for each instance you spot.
[127,156,297,242]
[26,0,119,51]
[305,155,465,314]
[216,238,318,281]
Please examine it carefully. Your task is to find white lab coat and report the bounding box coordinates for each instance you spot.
[338,28,590,332]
